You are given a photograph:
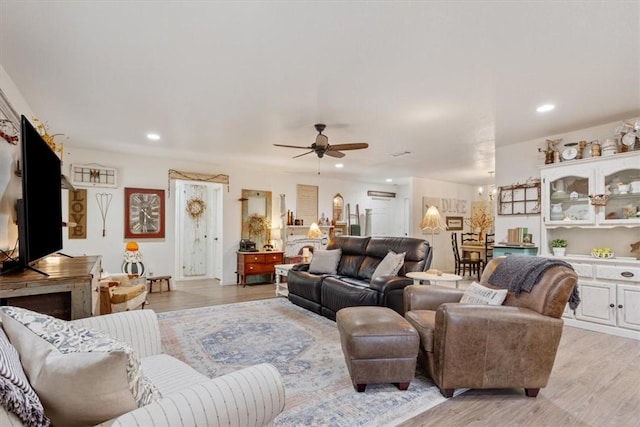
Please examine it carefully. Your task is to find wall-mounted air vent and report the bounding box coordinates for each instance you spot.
[391,151,412,157]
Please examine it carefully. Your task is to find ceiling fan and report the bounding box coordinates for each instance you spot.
[274,124,369,159]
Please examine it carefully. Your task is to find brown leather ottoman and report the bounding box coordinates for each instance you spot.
[336,306,419,392]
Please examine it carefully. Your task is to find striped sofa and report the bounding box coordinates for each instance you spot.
[0,309,286,427]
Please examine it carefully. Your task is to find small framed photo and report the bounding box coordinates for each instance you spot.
[445,216,463,231]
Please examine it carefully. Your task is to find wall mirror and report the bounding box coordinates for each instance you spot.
[332,193,344,223]
[241,189,272,250]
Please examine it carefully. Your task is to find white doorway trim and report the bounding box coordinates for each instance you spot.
[173,180,224,281]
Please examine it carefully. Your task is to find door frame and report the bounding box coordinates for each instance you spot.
[173,180,224,281]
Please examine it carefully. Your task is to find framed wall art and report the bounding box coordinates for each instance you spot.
[296,184,318,226]
[445,216,464,231]
[70,163,118,188]
[498,180,541,215]
[124,187,165,239]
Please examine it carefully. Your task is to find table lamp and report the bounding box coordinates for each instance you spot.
[307,222,324,239]
[270,227,281,251]
[419,206,447,248]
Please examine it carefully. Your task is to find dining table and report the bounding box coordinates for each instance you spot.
[460,242,493,261]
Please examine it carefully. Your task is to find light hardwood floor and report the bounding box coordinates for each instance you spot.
[147,280,640,427]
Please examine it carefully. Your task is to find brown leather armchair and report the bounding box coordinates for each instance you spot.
[403,257,577,398]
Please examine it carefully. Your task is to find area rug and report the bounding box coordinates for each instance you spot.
[157,298,448,426]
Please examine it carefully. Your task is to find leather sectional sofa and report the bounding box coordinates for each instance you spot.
[287,235,432,320]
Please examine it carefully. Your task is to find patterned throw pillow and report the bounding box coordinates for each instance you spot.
[460,282,508,305]
[0,328,50,427]
[0,307,160,427]
[371,250,406,281]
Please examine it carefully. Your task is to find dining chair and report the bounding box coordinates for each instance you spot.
[460,232,479,244]
[460,231,483,269]
[451,233,483,280]
[484,233,495,265]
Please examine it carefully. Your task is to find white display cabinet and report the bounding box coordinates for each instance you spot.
[541,151,640,340]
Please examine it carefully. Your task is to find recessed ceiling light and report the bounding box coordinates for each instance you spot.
[385,178,393,182]
[335,163,344,168]
[146,133,161,141]
[536,104,555,113]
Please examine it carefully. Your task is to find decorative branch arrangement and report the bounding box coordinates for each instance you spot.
[246,213,271,242]
[465,202,494,241]
[32,117,66,160]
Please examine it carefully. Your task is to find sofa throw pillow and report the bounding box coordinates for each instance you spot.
[371,250,406,281]
[0,307,160,427]
[308,248,342,274]
[0,328,50,427]
[460,282,508,306]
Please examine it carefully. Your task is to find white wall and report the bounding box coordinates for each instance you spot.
[62,146,413,284]
[410,177,475,272]
[495,120,631,251]
[2,63,479,283]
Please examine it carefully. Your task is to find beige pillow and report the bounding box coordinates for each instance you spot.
[371,250,405,281]
[308,249,342,274]
[0,307,159,427]
[460,282,508,306]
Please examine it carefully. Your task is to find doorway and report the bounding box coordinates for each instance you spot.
[174,180,223,281]
[370,197,393,236]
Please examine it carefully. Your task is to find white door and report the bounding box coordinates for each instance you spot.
[370,197,392,236]
[617,284,640,331]
[576,281,616,326]
[175,181,223,280]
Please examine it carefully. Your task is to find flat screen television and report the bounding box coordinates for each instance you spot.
[0,116,62,275]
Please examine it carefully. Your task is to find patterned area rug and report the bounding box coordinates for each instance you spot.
[158,298,448,426]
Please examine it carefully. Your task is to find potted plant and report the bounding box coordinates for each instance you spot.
[551,239,568,257]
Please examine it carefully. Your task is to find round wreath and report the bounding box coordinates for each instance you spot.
[186,197,206,220]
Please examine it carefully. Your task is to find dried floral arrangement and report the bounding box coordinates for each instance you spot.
[246,213,271,241]
[465,201,494,241]
[32,117,66,159]
[186,197,206,220]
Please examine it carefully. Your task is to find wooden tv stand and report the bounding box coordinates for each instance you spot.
[0,255,102,320]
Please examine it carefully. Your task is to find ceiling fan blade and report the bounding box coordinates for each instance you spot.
[329,143,368,151]
[274,144,313,149]
[325,150,345,158]
[292,150,314,159]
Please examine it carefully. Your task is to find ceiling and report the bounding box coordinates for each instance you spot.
[1,1,639,186]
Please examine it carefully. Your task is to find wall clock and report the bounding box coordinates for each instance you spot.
[124,187,165,239]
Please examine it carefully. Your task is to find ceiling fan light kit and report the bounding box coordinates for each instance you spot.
[274,123,368,159]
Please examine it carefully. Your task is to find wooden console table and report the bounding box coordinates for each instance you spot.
[236,251,284,286]
[0,255,102,320]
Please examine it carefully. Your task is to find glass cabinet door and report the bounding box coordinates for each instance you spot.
[599,165,640,225]
[544,169,595,224]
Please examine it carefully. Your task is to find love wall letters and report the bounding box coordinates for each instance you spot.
[68,189,87,239]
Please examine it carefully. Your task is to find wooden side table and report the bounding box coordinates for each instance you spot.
[147,275,172,293]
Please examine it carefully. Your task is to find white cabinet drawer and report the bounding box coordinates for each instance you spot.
[595,265,640,283]
[568,262,593,278]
